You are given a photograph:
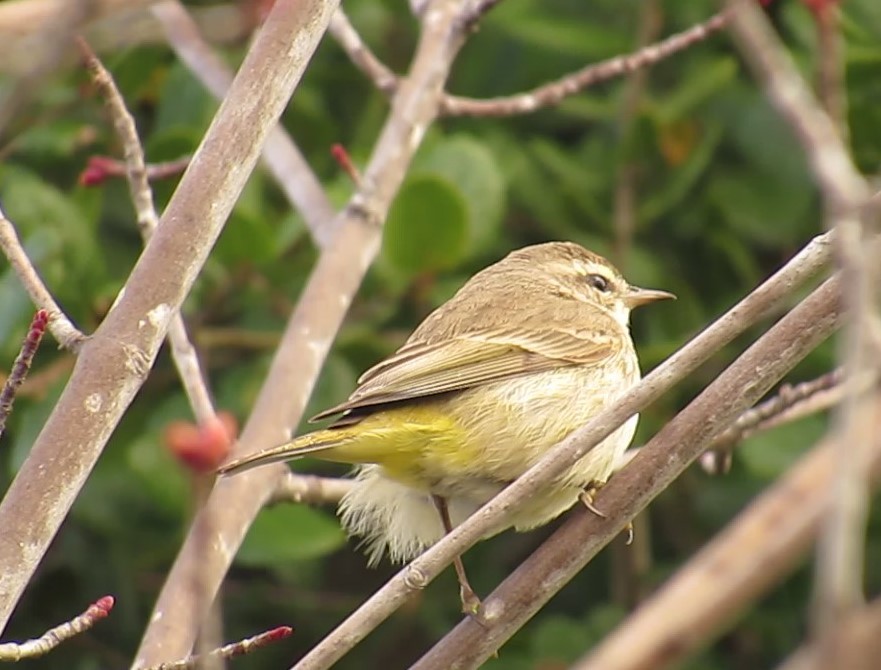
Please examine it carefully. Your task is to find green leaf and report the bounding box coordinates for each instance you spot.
[237,504,346,566]
[301,354,358,431]
[707,169,814,246]
[215,172,278,266]
[639,122,724,226]
[154,62,216,134]
[382,174,469,275]
[654,57,739,123]
[416,136,507,254]
[739,414,827,478]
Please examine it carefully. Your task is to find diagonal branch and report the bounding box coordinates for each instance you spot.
[700,367,844,473]
[150,0,336,247]
[0,0,338,636]
[439,10,729,117]
[328,9,397,95]
[133,1,481,665]
[0,206,85,350]
[0,595,114,661]
[0,310,49,441]
[571,388,881,670]
[78,37,215,424]
[777,594,881,670]
[724,0,876,641]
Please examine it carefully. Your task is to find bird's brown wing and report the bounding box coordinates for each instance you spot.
[310,325,618,422]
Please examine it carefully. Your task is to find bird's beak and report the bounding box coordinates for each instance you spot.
[624,286,676,308]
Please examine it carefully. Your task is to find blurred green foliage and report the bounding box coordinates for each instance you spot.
[1,0,880,668]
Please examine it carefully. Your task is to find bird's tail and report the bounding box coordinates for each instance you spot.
[217,429,351,476]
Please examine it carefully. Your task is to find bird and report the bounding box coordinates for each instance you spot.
[219,241,674,611]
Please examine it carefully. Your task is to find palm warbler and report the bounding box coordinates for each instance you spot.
[220,242,673,609]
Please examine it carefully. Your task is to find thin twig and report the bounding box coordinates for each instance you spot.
[0,595,114,661]
[295,234,835,669]
[570,392,881,670]
[0,310,48,441]
[439,10,728,117]
[146,626,293,670]
[330,144,364,187]
[0,206,85,351]
[328,9,397,95]
[269,472,353,507]
[612,0,661,271]
[813,2,848,142]
[80,155,190,186]
[78,38,216,425]
[724,0,876,640]
[80,36,233,668]
[151,0,337,247]
[700,368,844,474]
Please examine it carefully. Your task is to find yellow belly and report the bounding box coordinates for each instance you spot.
[323,365,637,507]
[326,364,640,563]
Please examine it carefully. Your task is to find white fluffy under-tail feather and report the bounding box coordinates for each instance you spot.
[339,465,483,565]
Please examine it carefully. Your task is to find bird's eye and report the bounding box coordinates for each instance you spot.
[587,274,611,292]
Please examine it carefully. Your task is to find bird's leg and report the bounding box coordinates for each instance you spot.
[431,494,482,615]
[579,482,608,518]
[580,482,635,544]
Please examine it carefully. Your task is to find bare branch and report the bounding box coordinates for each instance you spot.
[294,233,834,669]
[700,368,843,473]
[134,0,479,664]
[724,0,876,638]
[151,0,336,247]
[0,310,49,441]
[411,275,842,670]
[724,0,867,214]
[0,0,338,636]
[328,9,397,95]
[0,595,114,661]
[80,155,190,186]
[145,626,292,670]
[440,10,728,117]
[813,3,848,140]
[78,38,215,424]
[269,472,353,507]
[0,0,92,136]
[777,595,881,670]
[571,390,881,670]
[0,206,85,350]
[612,0,662,270]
